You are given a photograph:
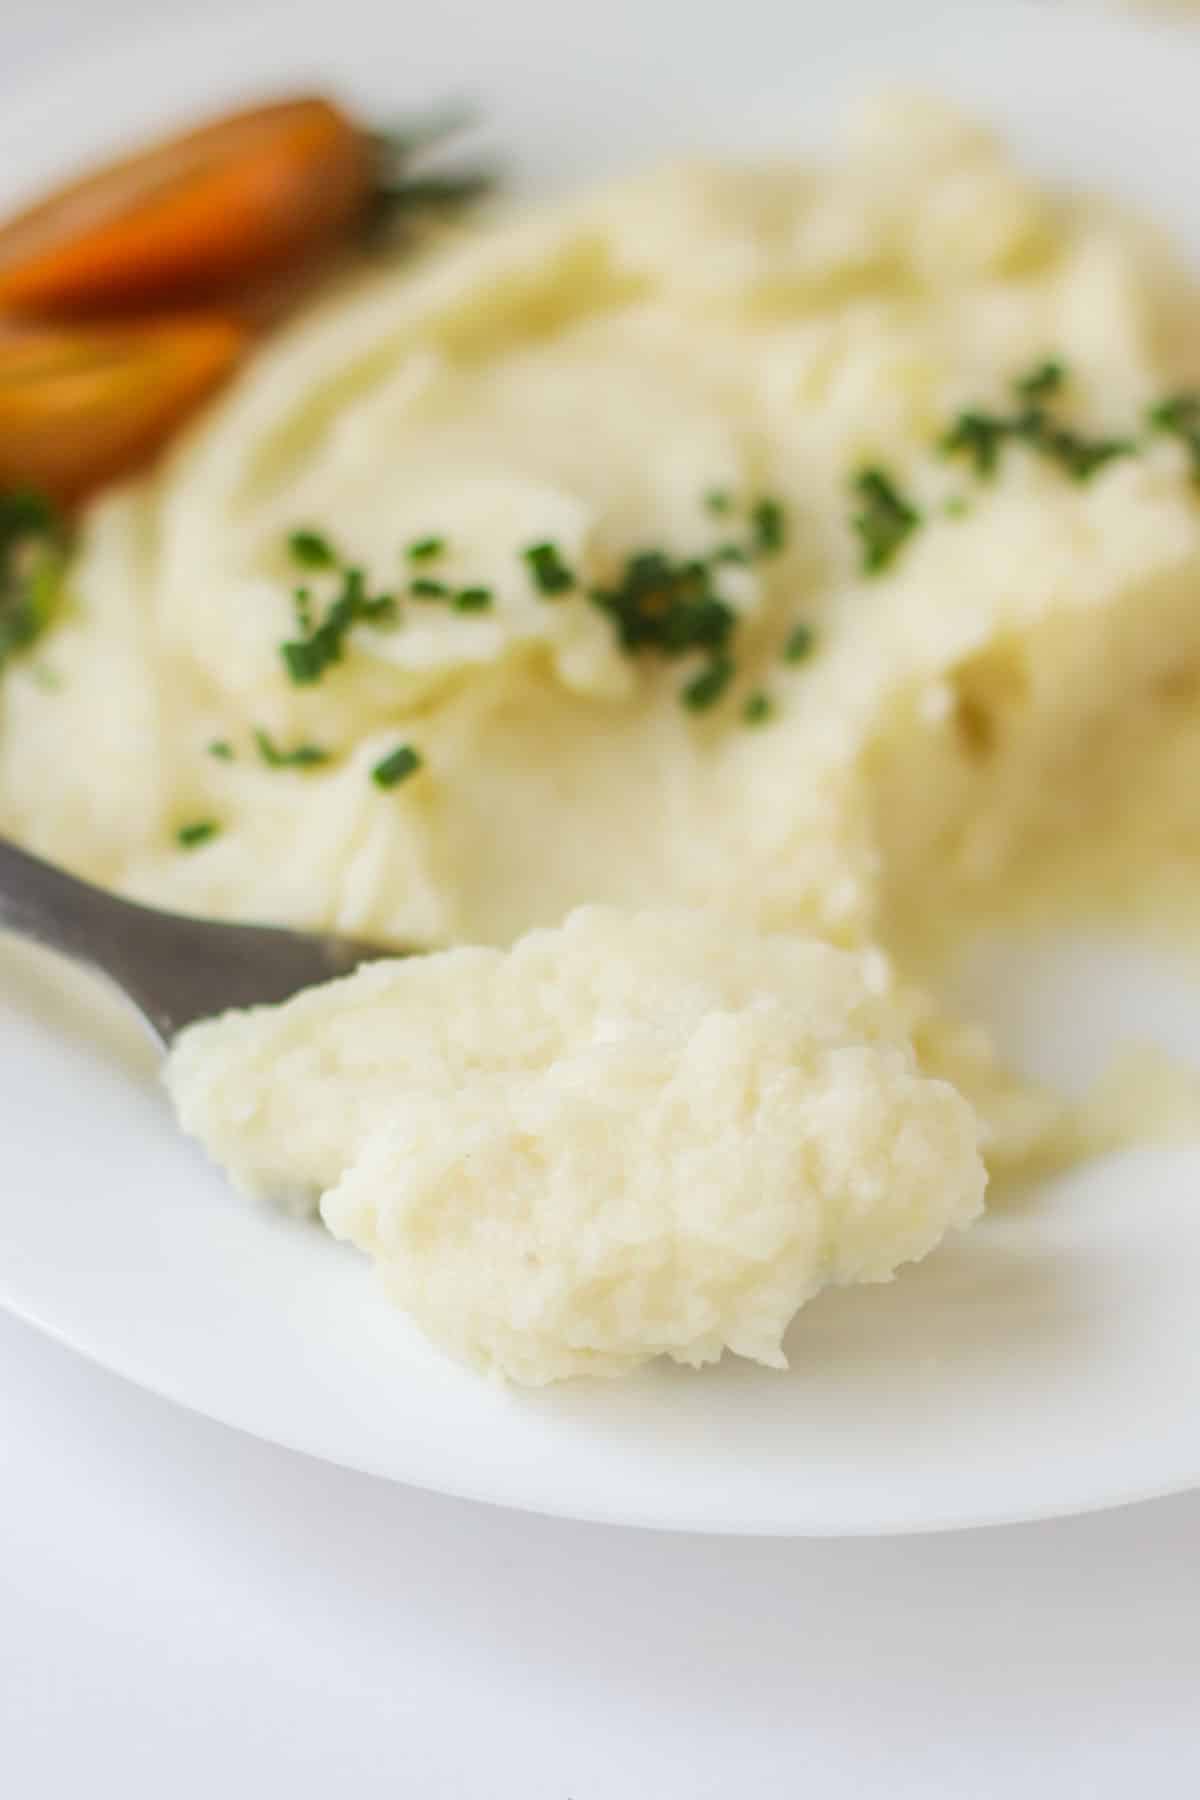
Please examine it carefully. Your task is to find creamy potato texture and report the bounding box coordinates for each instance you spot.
[7,96,1200,1381]
[166,909,986,1383]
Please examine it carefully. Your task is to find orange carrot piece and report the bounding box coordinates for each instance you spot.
[0,98,372,316]
[0,316,248,501]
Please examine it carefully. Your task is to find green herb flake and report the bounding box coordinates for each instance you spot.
[254,729,330,770]
[750,497,786,556]
[1149,391,1200,483]
[453,586,493,612]
[1017,413,1134,483]
[681,654,734,713]
[287,529,337,569]
[942,361,1134,488]
[704,488,733,516]
[711,543,750,565]
[359,591,398,624]
[409,578,448,600]
[1015,359,1066,401]
[281,566,395,686]
[0,490,71,676]
[207,739,235,761]
[742,690,772,725]
[281,639,328,684]
[943,496,969,518]
[941,410,1009,479]
[176,820,220,850]
[590,551,735,659]
[406,536,445,562]
[851,469,922,574]
[293,587,314,633]
[783,621,817,664]
[523,541,575,596]
[372,744,423,789]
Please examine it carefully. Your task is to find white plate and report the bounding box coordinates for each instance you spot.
[3,0,1200,1536]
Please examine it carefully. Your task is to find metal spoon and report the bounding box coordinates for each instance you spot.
[0,834,386,1047]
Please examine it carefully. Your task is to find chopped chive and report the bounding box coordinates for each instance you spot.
[0,489,71,676]
[523,541,575,596]
[372,744,423,788]
[287,529,336,569]
[207,739,234,761]
[783,621,816,664]
[293,587,313,632]
[1021,418,1134,482]
[851,468,921,573]
[281,639,326,684]
[280,566,385,686]
[704,488,733,515]
[589,551,734,657]
[453,586,493,612]
[407,536,445,562]
[942,358,1133,487]
[1149,391,1200,483]
[360,593,398,627]
[750,497,786,556]
[681,654,734,712]
[711,543,749,565]
[941,411,1008,479]
[410,578,448,599]
[254,728,330,770]
[1015,359,1066,401]
[177,820,219,849]
[742,690,772,725]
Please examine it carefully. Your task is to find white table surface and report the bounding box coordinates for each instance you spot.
[4,4,1200,1794]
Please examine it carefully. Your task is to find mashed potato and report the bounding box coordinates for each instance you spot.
[5,95,1200,1380]
[166,909,985,1382]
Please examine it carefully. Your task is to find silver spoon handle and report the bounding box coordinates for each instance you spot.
[0,834,130,962]
[0,834,381,1044]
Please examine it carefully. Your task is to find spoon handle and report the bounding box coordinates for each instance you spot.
[0,834,383,1044]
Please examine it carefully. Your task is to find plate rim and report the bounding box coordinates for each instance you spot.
[3,0,1200,1537]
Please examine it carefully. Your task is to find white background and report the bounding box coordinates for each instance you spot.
[3,3,1200,1794]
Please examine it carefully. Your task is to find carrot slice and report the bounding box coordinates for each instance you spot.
[0,98,372,316]
[0,316,247,501]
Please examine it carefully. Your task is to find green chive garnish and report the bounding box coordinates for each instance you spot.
[177,820,219,849]
[783,622,816,664]
[523,541,575,596]
[288,530,336,569]
[372,744,423,788]
[254,729,330,770]
[851,469,921,573]
[750,497,786,556]
[1014,359,1066,401]
[681,654,734,712]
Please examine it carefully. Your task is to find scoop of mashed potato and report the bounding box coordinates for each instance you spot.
[165,908,986,1383]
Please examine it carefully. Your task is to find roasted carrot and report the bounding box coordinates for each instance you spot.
[0,317,247,501]
[0,98,373,316]
[0,97,493,320]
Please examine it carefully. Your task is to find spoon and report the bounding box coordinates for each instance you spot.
[0,833,385,1047]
